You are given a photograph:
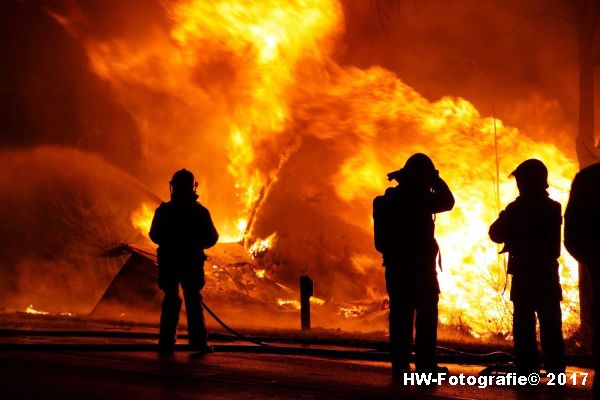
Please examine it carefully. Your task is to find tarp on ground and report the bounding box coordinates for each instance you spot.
[91,243,298,326]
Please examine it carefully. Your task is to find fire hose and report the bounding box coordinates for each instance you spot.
[201,301,509,358]
[121,190,269,348]
[104,245,268,347]
[201,301,268,347]
[111,245,514,358]
[125,192,507,356]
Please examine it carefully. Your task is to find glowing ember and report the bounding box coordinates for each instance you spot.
[254,269,266,279]
[310,297,326,306]
[277,298,301,309]
[59,312,77,317]
[248,233,277,258]
[277,296,325,309]
[339,305,368,319]
[25,305,49,315]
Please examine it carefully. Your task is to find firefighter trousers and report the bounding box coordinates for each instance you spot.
[512,300,565,374]
[385,266,439,372]
[159,274,208,351]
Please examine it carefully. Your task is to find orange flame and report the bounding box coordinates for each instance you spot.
[75,0,580,336]
[277,296,325,310]
[131,203,154,238]
[339,305,368,319]
[248,233,277,258]
[25,305,49,315]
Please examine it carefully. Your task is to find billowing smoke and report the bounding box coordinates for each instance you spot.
[0,147,153,312]
[342,0,580,153]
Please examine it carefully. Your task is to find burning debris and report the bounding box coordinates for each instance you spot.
[248,233,277,259]
[24,304,76,318]
[92,242,376,330]
[338,304,370,319]
[25,305,49,316]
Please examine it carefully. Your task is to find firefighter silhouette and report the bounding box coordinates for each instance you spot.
[565,162,600,397]
[373,153,454,378]
[149,169,219,354]
[489,159,565,375]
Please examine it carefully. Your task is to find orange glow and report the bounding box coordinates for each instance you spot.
[130,202,247,243]
[254,269,267,279]
[131,203,154,238]
[277,298,301,309]
[25,305,49,315]
[76,0,580,336]
[277,296,325,309]
[310,297,326,306]
[333,93,579,335]
[248,233,277,258]
[339,304,368,319]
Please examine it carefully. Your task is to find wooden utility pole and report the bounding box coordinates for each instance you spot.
[300,275,313,331]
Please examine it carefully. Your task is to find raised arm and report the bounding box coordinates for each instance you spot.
[430,176,455,214]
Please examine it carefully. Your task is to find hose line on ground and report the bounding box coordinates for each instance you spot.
[202,301,268,347]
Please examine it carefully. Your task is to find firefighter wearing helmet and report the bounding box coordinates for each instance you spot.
[373,153,455,378]
[489,159,565,375]
[150,169,219,354]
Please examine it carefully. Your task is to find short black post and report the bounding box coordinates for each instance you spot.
[299,275,313,331]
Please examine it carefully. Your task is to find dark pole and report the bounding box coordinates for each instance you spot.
[300,275,313,331]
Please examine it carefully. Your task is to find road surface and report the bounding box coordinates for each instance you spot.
[0,349,593,399]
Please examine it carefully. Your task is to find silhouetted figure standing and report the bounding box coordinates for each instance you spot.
[150,169,219,354]
[564,162,600,397]
[373,153,454,378]
[489,159,565,375]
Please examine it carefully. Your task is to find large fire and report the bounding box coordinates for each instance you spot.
[52,0,580,337]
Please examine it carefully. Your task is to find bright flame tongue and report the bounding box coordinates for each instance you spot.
[25,305,49,315]
[328,85,579,334]
[86,0,579,336]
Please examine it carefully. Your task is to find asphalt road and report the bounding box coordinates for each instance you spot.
[0,349,594,400]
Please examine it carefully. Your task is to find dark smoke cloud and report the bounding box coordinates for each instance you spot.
[0,0,144,171]
[341,0,591,155]
[0,147,154,312]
